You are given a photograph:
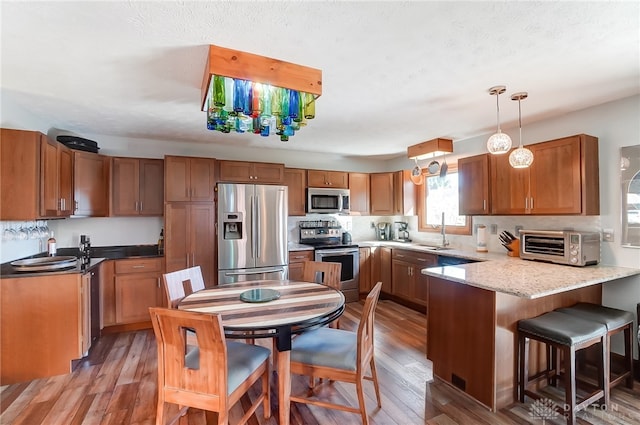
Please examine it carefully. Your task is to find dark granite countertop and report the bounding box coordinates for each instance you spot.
[0,244,162,278]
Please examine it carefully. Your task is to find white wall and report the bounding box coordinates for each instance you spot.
[2,93,639,355]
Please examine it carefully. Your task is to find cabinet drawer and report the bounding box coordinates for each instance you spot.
[115,258,162,274]
[289,250,314,263]
[392,249,437,266]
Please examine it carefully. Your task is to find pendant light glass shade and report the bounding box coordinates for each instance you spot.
[508,92,534,169]
[487,86,512,154]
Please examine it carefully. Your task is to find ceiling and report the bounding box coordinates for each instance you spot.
[1,1,638,160]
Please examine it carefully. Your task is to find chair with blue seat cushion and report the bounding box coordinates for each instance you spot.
[518,310,608,425]
[289,281,382,425]
[555,302,634,391]
[149,307,270,425]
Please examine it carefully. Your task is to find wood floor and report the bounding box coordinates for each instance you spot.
[2,300,639,425]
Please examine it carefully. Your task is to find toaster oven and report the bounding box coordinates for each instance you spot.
[519,230,600,266]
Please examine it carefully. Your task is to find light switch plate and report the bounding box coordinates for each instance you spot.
[490,224,498,234]
[602,228,614,242]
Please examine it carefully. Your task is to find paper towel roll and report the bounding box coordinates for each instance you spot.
[476,225,488,252]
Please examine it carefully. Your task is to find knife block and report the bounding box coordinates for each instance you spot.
[507,239,520,257]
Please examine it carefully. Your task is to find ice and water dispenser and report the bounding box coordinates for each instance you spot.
[222,212,243,240]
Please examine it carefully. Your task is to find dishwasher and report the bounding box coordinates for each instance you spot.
[437,255,478,267]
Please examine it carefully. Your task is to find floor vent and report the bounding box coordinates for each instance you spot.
[451,373,466,391]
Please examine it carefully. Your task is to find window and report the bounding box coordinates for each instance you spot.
[417,166,472,235]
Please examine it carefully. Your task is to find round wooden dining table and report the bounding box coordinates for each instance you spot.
[178,279,345,425]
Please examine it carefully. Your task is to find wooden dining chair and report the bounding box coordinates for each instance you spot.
[302,260,342,328]
[288,281,383,425]
[149,307,271,425]
[162,266,206,308]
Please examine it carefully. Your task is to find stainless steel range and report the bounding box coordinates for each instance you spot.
[299,220,360,302]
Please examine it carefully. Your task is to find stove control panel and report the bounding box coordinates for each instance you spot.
[299,220,343,244]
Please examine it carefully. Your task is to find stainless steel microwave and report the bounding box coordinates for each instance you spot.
[520,230,600,266]
[306,188,350,215]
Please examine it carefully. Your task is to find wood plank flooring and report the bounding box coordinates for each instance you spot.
[2,300,639,424]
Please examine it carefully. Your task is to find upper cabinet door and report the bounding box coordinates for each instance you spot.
[165,156,215,202]
[348,172,370,215]
[188,157,216,201]
[307,170,348,188]
[40,136,62,217]
[459,154,491,215]
[218,160,283,184]
[40,136,73,218]
[284,168,307,216]
[369,172,395,215]
[164,156,191,202]
[112,157,164,216]
[73,151,110,217]
[490,153,529,215]
[111,158,140,216]
[139,159,164,215]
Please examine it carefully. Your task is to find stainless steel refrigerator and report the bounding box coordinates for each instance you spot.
[217,183,288,284]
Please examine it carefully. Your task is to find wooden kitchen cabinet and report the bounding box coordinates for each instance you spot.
[391,249,436,306]
[370,245,392,294]
[288,250,314,281]
[369,172,395,215]
[111,157,164,216]
[165,155,216,202]
[458,154,491,215]
[114,257,163,325]
[358,247,372,294]
[40,136,74,217]
[0,129,75,220]
[218,160,284,184]
[307,169,349,188]
[73,151,110,217]
[394,170,417,215]
[165,203,216,287]
[490,134,599,215]
[369,171,415,216]
[284,168,307,216]
[1,272,91,384]
[349,172,370,215]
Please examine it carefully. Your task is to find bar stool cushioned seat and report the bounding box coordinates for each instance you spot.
[518,311,608,425]
[556,302,634,390]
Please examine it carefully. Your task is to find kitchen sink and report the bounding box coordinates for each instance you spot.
[416,244,452,251]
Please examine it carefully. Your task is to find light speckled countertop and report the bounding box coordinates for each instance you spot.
[287,240,640,299]
[421,258,640,299]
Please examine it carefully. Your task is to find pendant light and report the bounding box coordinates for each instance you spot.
[508,92,534,168]
[486,85,512,155]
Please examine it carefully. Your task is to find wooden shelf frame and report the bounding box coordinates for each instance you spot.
[200,44,322,111]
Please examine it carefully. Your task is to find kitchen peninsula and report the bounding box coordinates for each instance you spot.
[422,259,640,412]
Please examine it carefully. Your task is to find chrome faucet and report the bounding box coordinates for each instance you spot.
[441,212,449,247]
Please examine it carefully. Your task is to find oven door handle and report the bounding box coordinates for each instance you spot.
[317,249,358,256]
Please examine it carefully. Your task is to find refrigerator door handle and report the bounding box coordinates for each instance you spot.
[222,267,285,276]
[251,195,257,260]
[255,194,261,259]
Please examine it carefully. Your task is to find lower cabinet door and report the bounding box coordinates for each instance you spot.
[115,274,161,324]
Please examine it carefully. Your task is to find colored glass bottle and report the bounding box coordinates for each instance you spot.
[213,75,225,107]
[303,92,316,119]
[289,89,299,119]
[233,79,246,113]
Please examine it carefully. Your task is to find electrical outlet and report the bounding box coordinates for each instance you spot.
[370,221,375,229]
[602,228,614,242]
[514,225,523,235]
[490,224,498,234]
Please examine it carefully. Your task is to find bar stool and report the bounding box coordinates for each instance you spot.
[518,311,608,425]
[556,303,634,391]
